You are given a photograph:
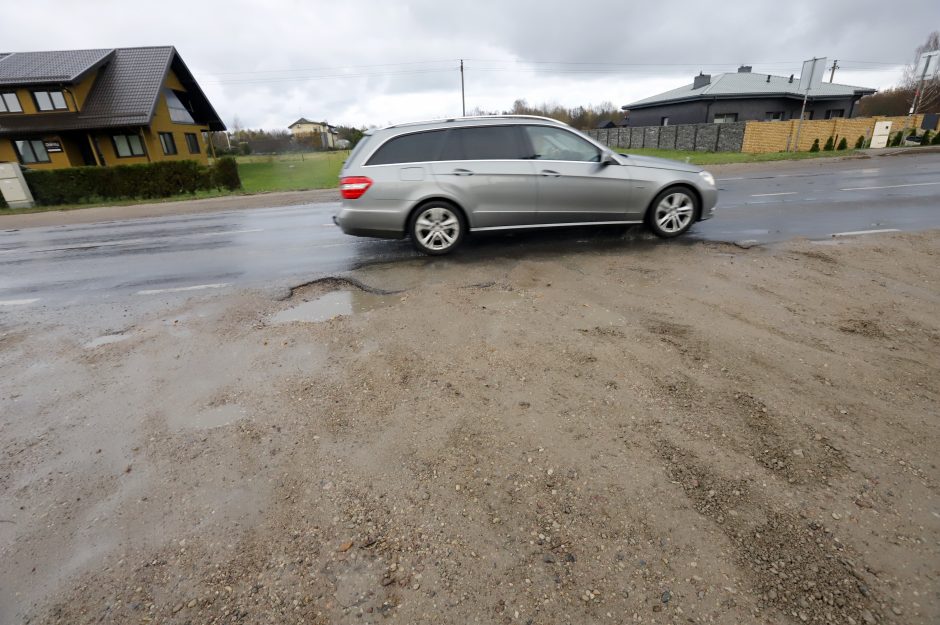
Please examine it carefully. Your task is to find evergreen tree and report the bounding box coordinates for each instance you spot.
[809,138,820,152]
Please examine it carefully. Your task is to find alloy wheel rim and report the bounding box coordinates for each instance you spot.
[654,193,694,233]
[415,207,460,251]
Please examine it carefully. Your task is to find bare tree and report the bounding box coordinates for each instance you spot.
[858,31,940,116]
[903,31,940,113]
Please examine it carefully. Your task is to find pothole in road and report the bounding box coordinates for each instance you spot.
[272,289,393,324]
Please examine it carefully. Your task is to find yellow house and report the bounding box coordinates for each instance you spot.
[288,117,338,149]
[0,47,225,169]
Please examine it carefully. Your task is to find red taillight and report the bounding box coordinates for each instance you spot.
[340,176,372,200]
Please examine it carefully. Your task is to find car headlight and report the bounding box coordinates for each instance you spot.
[698,171,715,187]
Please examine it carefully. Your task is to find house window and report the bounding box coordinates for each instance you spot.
[713,113,738,124]
[0,92,23,113]
[13,139,51,164]
[159,132,178,155]
[32,90,68,111]
[801,111,814,120]
[164,89,195,124]
[765,111,785,121]
[825,109,844,119]
[184,133,200,154]
[661,116,670,126]
[112,134,146,157]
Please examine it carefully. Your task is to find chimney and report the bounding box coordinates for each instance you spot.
[737,65,752,73]
[693,72,711,89]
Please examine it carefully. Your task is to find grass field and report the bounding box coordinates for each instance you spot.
[616,148,859,165]
[235,151,350,193]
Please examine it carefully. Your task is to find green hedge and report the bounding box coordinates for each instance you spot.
[24,157,241,206]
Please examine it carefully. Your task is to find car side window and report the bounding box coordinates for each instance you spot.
[439,126,527,160]
[523,126,601,162]
[366,130,447,165]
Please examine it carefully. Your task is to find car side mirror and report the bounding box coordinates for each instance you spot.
[600,151,619,166]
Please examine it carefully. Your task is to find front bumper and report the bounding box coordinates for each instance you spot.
[698,186,718,221]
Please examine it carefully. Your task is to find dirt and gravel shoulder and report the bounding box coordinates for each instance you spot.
[1,231,938,625]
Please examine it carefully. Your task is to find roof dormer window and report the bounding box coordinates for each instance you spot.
[0,92,23,113]
[33,90,68,111]
[164,89,195,124]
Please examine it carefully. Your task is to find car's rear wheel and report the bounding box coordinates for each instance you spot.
[409,201,466,255]
[647,187,698,238]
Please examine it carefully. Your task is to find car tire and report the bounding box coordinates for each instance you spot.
[646,187,698,238]
[409,201,466,255]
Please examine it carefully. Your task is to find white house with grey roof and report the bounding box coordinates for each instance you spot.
[622,66,876,127]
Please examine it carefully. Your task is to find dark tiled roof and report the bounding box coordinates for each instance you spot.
[625,72,877,109]
[289,117,314,126]
[78,47,175,126]
[0,48,114,86]
[0,46,225,135]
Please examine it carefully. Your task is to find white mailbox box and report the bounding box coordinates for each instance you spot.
[0,162,35,209]
[869,121,893,149]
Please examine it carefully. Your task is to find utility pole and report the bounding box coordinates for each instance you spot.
[828,59,839,83]
[460,59,466,116]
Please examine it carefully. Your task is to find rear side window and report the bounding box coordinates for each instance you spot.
[366,130,446,165]
[440,126,526,160]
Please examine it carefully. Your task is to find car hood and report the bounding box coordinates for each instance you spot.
[617,153,701,173]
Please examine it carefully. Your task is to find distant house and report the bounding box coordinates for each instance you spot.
[0,46,224,168]
[595,120,618,129]
[288,117,338,149]
[622,66,876,127]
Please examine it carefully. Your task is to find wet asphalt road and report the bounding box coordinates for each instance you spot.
[1,153,938,311]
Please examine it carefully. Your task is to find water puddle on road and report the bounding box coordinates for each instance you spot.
[83,333,129,349]
[272,290,392,324]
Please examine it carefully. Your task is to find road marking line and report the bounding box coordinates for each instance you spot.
[831,229,900,237]
[0,298,39,306]
[840,182,940,191]
[751,192,797,197]
[137,283,231,295]
[196,228,264,237]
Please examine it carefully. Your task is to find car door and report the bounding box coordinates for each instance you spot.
[522,125,637,224]
[429,125,539,229]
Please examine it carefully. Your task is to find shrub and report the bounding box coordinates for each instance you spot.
[933,132,940,145]
[837,137,848,150]
[823,136,835,151]
[25,158,240,206]
[919,130,932,146]
[889,131,903,146]
[854,135,866,149]
[211,156,241,191]
[809,138,820,152]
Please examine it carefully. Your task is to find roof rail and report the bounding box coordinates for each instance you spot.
[384,114,564,130]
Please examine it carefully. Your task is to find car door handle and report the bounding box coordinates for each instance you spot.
[540,170,561,177]
[452,168,474,176]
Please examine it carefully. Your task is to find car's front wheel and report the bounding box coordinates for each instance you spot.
[647,187,698,238]
[409,201,466,255]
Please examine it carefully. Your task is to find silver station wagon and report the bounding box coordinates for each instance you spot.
[334,115,717,255]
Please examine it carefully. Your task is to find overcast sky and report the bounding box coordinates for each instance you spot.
[2,0,937,130]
